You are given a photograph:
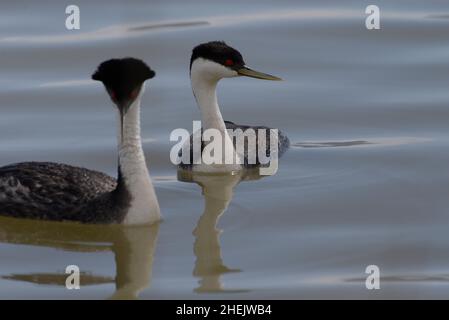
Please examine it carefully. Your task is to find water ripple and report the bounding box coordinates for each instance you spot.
[292,137,430,149]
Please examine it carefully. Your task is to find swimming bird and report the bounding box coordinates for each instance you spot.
[0,58,160,225]
[179,41,289,170]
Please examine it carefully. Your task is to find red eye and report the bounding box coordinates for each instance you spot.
[110,90,116,100]
[225,59,234,66]
[130,88,139,99]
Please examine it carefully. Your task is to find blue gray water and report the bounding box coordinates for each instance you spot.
[1,0,449,299]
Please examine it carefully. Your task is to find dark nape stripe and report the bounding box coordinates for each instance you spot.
[190,41,245,70]
[113,165,133,223]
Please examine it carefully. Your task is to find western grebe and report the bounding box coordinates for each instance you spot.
[179,41,290,170]
[0,58,160,225]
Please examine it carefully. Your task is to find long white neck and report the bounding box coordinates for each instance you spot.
[117,87,160,225]
[191,70,227,133]
[190,60,241,168]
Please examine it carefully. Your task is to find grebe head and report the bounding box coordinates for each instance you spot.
[190,41,282,82]
[92,58,155,114]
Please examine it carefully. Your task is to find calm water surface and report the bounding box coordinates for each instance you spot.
[1,0,449,299]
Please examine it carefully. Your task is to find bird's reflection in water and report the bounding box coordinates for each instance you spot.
[178,168,268,293]
[0,216,159,299]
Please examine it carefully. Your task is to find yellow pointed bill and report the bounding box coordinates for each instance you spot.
[237,66,282,81]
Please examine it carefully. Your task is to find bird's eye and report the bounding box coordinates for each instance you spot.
[130,88,139,99]
[109,90,116,100]
[225,59,234,66]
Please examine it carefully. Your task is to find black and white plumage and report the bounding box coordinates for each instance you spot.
[223,120,290,165]
[179,41,289,170]
[0,58,160,224]
[179,121,290,170]
[0,162,124,223]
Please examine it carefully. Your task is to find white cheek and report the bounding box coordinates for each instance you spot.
[139,83,146,96]
[191,58,238,80]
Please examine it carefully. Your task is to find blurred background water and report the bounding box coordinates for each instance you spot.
[1,0,449,299]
